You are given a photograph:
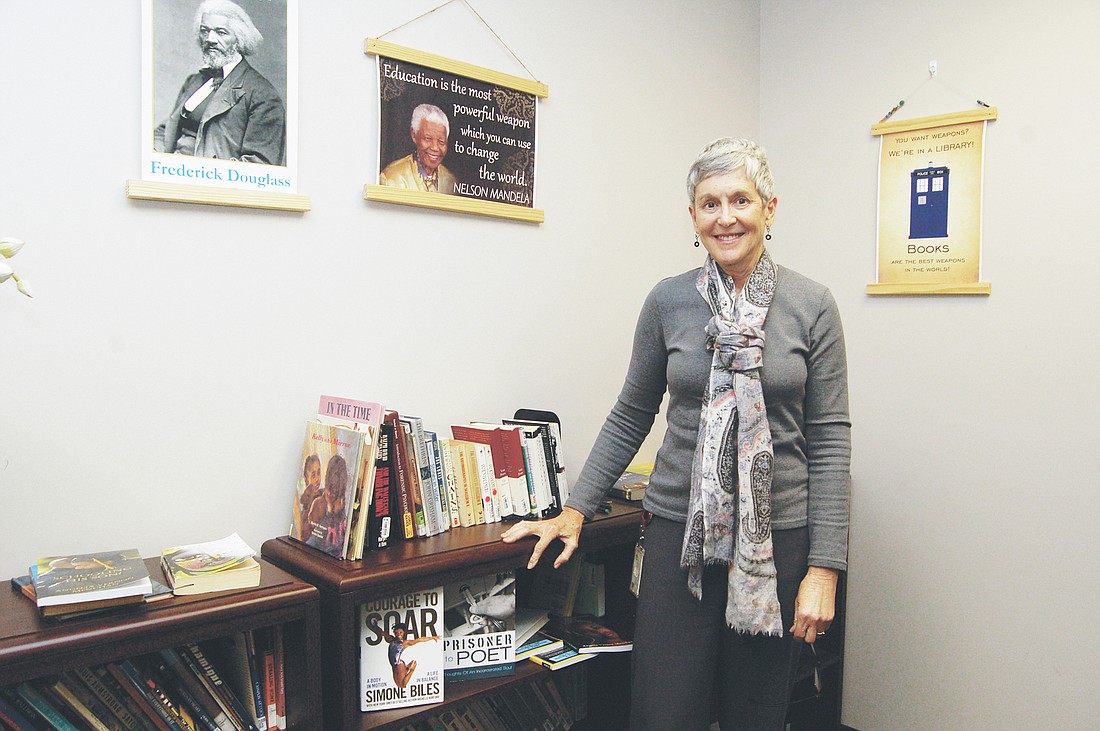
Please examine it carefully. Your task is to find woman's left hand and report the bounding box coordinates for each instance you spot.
[790,566,838,643]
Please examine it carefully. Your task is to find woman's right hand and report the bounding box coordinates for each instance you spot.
[500,506,585,570]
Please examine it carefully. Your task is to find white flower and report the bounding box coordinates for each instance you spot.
[13,273,33,298]
[0,237,25,259]
[0,260,12,283]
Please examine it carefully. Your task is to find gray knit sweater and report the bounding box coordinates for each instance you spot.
[566,264,852,570]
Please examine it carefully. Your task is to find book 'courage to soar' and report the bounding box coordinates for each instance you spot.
[359,586,445,712]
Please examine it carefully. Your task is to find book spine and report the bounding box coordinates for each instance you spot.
[114,662,187,731]
[367,422,395,551]
[241,633,269,731]
[48,678,114,731]
[74,666,144,731]
[473,444,500,523]
[387,414,417,540]
[182,643,256,731]
[410,420,444,536]
[272,627,286,731]
[96,664,167,731]
[500,427,532,518]
[15,681,86,731]
[0,691,39,731]
[426,432,452,532]
[399,419,430,537]
[157,650,230,731]
[451,441,476,527]
[261,646,276,730]
[438,438,462,528]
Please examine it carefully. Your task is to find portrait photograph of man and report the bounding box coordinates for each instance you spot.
[150,0,289,167]
[379,103,458,195]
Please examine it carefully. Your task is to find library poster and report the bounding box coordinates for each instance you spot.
[875,118,988,286]
[140,0,299,194]
[365,40,547,223]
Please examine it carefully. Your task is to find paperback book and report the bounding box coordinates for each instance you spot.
[290,420,363,558]
[160,533,260,596]
[441,571,516,682]
[359,586,445,712]
[33,548,152,617]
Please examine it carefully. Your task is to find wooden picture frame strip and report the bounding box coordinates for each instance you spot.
[363,184,543,223]
[365,38,548,98]
[871,106,998,136]
[866,282,991,296]
[126,180,311,212]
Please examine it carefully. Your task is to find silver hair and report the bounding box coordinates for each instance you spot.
[194,0,264,56]
[685,137,775,205]
[410,104,450,137]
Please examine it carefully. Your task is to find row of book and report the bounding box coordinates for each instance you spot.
[290,396,571,560]
[0,629,285,731]
[11,536,261,621]
[390,668,588,731]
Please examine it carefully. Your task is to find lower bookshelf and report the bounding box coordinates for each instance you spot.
[261,501,643,731]
[1,556,322,730]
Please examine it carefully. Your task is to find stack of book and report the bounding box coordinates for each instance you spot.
[13,548,160,621]
[525,615,633,672]
[161,533,261,596]
[289,396,571,559]
[0,630,287,731]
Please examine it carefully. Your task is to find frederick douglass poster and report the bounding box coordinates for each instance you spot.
[140,0,299,194]
[366,41,545,222]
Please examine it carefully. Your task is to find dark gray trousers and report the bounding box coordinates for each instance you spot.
[629,515,808,731]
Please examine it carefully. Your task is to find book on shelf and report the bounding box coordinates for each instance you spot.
[544,614,633,654]
[515,605,551,646]
[180,642,261,731]
[201,632,269,731]
[436,437,463,529]
[515,630,565,662]
[610,467,650,502]
[156,647,236,731]
[160,533,260,596]
[290,419,364,558]
[366,420,399,551]
[0,690,41,731]
[12,570,171,620]
[504,412,570,517]
[441,571,516,682]
[526,643,595,671]
[385,411,418,541]
[450,424,515,519]
[32,548,152,618]
[472,442,501,523]
[309,395,385,560]
[526,554,584,617]
[572,558,606,618]
[468,422,533,518]
[424,431,454,532]
[404,416,448,537]
[359,586,445,712]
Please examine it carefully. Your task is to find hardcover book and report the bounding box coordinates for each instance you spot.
[544,614,633,653]
[366,421,399,551]
[160,533,259,596]
[441,571,516,682]
[33,549,152,617]
[450,424,514,518]
[359,586,445,712]
[291,420,363,558]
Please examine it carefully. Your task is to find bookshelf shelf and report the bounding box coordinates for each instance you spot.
[262,501,644,731]
[1,556,323,729]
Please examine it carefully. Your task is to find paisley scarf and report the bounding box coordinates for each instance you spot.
[680,250,783,635]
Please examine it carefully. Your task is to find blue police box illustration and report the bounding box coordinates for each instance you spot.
[909,164,949,239]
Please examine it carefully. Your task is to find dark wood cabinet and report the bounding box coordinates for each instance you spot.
[1,557,323,730]
[261,501,644,731]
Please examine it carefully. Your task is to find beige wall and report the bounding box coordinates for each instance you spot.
[760,1,1100,728]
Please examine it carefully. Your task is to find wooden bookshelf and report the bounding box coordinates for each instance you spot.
[1,556,322,729]
[262,501,644,731]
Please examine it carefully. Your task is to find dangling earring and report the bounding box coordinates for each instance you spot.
[765,226,772,241]
[693,234,700,248]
